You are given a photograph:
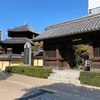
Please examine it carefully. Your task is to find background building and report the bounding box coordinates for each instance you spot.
[0,24,43,70]
[88,0,100,15]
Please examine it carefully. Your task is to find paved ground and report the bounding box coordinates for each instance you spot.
[0,72,100,100]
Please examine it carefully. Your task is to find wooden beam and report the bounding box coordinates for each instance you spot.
[56,43,59,69]
[89,40,93,68]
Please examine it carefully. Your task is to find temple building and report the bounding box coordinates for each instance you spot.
[0,24,43,70]
[0,23,39,54]
[34,13,100,70]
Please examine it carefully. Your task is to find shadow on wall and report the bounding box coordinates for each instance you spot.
[15,83,100,100]
[0,71,13,81]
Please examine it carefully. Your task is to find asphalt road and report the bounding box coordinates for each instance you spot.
[0,72,100,100]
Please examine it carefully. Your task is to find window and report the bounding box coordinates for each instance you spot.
[89,9,91,14]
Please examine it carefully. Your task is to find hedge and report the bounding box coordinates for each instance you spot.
[80,71,100,87]
[5,66,52,78]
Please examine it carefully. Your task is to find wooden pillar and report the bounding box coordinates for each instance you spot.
[4,48,7,54]
[89,40,93,68]
[43,41,47,67]
[65,45,70,69]
[66,45,71,69]
[56,43,59,69]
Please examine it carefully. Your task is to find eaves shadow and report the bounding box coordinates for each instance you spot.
[15,82,100,100]
[0,71,13,81]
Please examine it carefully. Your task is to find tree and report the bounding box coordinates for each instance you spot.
[32,41,43,51]
[73,44,89,66]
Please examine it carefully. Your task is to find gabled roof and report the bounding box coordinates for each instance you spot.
[34,13,100,41]
[8,24,40,35]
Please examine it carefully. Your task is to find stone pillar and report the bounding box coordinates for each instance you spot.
[24,42,31,65]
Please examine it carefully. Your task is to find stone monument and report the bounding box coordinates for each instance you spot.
[24,42,31,65]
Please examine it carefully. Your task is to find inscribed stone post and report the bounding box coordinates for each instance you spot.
[24,42,31,65]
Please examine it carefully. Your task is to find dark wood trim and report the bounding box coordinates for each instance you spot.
[89,40,93,68]
[56,44,59,69]
[44,58,56,60]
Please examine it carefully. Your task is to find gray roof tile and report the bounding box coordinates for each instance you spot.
[8,24,40,35]
[34,13,100,41]
[0,54,23,59]
[2,38,33,44]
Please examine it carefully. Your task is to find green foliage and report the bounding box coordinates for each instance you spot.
[0,46,2,49]
[80,71,100,87]
[34,66,43,68]
[74,55,81,66]
[73,44,89,66]
[32,41,43,51]
[5,66,52,78]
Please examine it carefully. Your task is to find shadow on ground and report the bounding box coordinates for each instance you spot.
[16,83,100,100]
[0,71,13,81]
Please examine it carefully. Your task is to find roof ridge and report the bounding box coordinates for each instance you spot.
[27,26,37,32]
[8,24,40,35]
[45,13,100,31]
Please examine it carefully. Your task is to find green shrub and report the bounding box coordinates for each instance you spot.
[80,71,100,87]
[5,66,52,78]
[34,66,43,68]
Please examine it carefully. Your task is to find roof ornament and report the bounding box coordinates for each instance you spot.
[24,22,28,26]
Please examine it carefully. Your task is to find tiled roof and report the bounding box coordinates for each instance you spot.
[34,13,100,41]
[32,50,43,57]
[0,54,23,59]
[8,24,40,35]
[1,38,33,44]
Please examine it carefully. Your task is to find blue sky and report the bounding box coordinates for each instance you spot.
[0,0,88,40]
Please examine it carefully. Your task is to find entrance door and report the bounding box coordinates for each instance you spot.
[67,45,74,68]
